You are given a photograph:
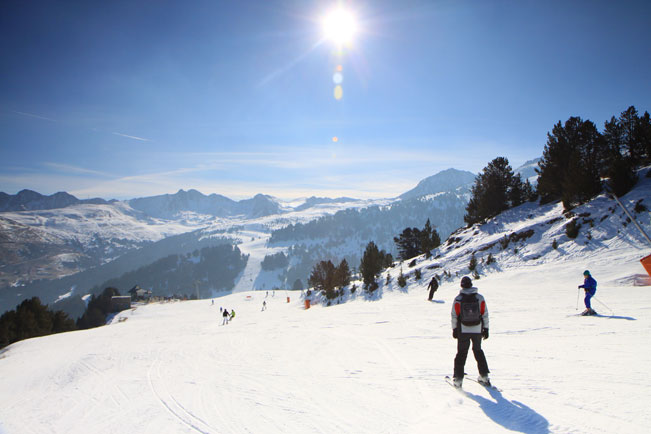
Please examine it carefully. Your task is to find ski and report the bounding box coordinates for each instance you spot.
[444,375,463,389]
[567,312,603,318]
[463,374,502,392]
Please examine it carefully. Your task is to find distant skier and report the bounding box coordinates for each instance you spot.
[427,276,439,301]
[230,309,236,320]
[578,270,597,316]
[451,276,490,388]
[262,300,267,311]
[222,308,230,325]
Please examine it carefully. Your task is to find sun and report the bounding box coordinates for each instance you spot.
[322,7,357,46]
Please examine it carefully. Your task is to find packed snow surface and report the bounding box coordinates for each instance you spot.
[1,243,650,433]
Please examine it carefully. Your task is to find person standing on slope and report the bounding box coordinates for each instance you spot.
[578,270,597,316]
[451,276,490,387]
[222,308,230,325]
[427,276,439,301]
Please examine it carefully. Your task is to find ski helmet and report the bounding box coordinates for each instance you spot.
[583,270,591,276]
[460,276,472,289]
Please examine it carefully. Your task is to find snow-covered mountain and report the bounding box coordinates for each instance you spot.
[515,158,541,184]
[127,189,287,219]
[0,189,109,212]
[398,168,476,200]
[0,202,214,289]
[1,169,649,434]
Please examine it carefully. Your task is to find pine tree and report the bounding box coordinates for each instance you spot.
[360,242,384,290]
[393,227,422,260]
[638,111,651,165]
[308,260,337,299]
[397,269,407,287]
[465,157,520,224]
[394,220,441,260]
[0,297,76,349]
[619,106,643,166]
[420,219,441,257]
[335,259,351,289]
[537,117,603,208]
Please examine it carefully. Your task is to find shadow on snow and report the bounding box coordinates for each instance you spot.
[464,387,550,434]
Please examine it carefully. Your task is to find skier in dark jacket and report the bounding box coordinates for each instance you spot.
[451,276,490,387]
[427,276,439,301]
[578,270,597,315]
[222,308,230,325]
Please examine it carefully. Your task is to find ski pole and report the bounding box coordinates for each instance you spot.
[576,287,580,310]
[593,296,614,315]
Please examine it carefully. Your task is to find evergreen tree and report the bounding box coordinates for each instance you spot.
[393,227,422,260]
[77,287,121,329]
[308,260,337,299]
[465,157,523,224]
[397,269,407,287]
[360,241,384,290]
[292,279,304,291]
[420,219,441,257]
[537,117,603,208]
[0,297,76,349]
[508,173,526,208]
[394,220,441,260]
[335,259,351,289]
[638,111,651,165]
[619,106,644,166]
[607,153,638,197]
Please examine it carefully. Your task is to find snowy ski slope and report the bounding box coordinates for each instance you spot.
[0,244,649,433]
[1,172,650,433]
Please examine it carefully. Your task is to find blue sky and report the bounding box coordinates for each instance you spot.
[1,0,650,200]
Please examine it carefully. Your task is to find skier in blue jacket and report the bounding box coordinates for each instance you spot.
[578,270,597,315]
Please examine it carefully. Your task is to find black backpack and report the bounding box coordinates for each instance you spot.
[459,293,482,326]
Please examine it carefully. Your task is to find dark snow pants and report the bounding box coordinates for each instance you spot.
[584,289,596,309]
[454,333,489,379]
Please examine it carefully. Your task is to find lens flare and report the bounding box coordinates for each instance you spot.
[334,85,343,100]
[333,72,343,84]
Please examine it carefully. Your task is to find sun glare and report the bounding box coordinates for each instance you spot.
[322,7,357,46]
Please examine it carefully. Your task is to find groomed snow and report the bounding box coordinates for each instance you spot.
[1,244,650,433]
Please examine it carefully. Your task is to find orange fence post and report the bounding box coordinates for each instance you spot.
[304,299,311,309]
[641,254,651,278]
[287,296,290,303]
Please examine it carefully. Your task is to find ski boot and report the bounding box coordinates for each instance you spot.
[478,375,491,387]
[452,377,463,388]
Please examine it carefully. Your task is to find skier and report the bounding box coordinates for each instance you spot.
[427,276,439,301]
[578,270,597,316]
[451,276,490,388]
[222,308,230,325]
[262,300,267,311]
[230,309,236,320]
